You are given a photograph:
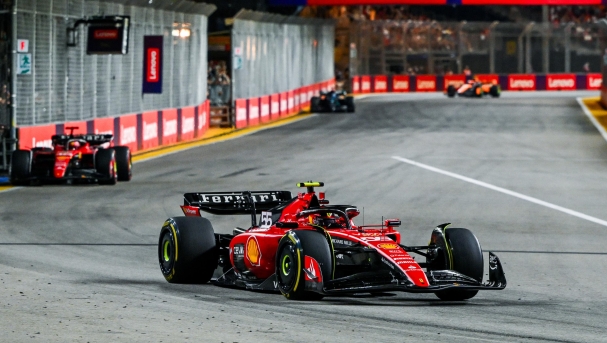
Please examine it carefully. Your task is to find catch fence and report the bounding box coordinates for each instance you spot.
[231,10,334,100]
[350,20,607,77]
[12,0,214,126]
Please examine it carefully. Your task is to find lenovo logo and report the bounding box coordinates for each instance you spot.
[261,104,269,117]
[375,81,387,91]
[417,80,435,90]
[147,48,160,82]
[589,77,602,88]
[548,78,574,88]
[271,101,279,114]
[236,107,247,121]
[143,121,158,141]
[182,117,194,134]
[361,81,371,91]
[198,110,207,129]
[120,125,136,145]
[94,30,118,39]
[163,119,177,137]
[394,81,409,90]
[510,79,534,89]
[250,105,259,119]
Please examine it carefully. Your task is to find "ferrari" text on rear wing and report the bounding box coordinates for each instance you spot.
[184,191,292,215]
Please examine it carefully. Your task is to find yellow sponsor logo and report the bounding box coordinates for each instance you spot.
[377,243,399,250]
[246,237,261,266]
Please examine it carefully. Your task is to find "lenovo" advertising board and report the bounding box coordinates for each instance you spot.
[142,36,163,94]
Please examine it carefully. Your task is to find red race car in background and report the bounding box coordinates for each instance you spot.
[10,127,132,185]
[446,79,501,98]
[158,182,506,301]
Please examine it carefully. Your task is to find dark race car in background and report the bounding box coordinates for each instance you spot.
[10,127,132,185]
[158,182,506,301]
[446,80,501,98]
[311,90,355,113]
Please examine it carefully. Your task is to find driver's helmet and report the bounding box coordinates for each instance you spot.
[68,140,81,150]
[312,213,342,228]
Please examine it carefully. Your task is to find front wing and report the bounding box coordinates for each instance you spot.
[213,252,506,295]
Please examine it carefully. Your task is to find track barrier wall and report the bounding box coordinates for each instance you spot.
[351,73,602,94]
[17,100,210,153]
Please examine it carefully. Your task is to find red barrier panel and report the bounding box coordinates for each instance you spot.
[588,73,602,90]
[392,75,410,92]
[161,109,178,146]
[546,74,576,91]
[280,92,288,117]
[260,96,270,123]
[117,114,138,152]
[352,76,360,94]
[92,117,114,136]
[293,89,301,114]
[306,86,314,104]
[360,76,371,93]
[416,75,437,92]
[299,86,308,107]
[508,74,536,91]
[443,75,466,90]
[235,99,248,129]
[287,91,294,115]
[248,98,260,126]
[373,75,388,93]
[476,74,499,85]
[270,94,280,120]
[197,101,209,137]
[181,106,195,142]
[17,124,56,149]
[141,111,159,150]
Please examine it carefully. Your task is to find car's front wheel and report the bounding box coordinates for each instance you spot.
[95,149,117,185]
[434,227,484,301]
[10,150,31,185]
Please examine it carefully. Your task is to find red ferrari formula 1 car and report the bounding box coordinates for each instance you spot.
[158,182,506,301]
[10,127,132,185]
[446,80,501,98]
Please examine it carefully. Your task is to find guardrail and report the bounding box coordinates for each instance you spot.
[351,73,602,93]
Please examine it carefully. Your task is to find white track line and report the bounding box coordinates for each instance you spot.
[576,97,607,144]
[391,155,607,227]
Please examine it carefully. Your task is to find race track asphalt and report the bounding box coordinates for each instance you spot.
[1,91,607,343]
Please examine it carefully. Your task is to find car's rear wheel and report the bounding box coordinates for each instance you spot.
[95,149,117,185]
[276,229,333,300]
[158,217,218,284]
[473,85,483,97]
[10,150,31,185]
[434,227,484,301]
[310,97,321,113]
[490,85,500,97]
[446,85,456,97]
[345,96,355,112]
[113,146,132,181]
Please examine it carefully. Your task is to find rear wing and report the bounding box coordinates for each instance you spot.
[184,191,293,215]
[51,134,113,146]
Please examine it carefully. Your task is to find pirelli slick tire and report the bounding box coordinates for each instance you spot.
[158,217,218,284]
[95,149,117,185]
[113,146,132,181]
[345,96,355,112]
[490,85,501,98]
[310,97,321,113]
[473,85,483,97]
[10,150,31,185]
[275,229,333,301]
[446,85,456,97]
[435,228,484,301]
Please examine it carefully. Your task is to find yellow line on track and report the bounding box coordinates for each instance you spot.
[132,112,311,163]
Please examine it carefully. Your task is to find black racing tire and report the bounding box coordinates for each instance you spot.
[158,217,218,284]
[113,146,132,181]
[95,149,117,185]
[345,96,355,112]
[275,229,333,300]
[446,85,456,97]
[473,85,483,97]
[310,97,321,113]
[490,85,501,98]
[435,228,484,301]
[10,150,31,185]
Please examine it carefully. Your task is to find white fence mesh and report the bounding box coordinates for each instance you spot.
[232,11,335,100]
[13,0,212,126]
